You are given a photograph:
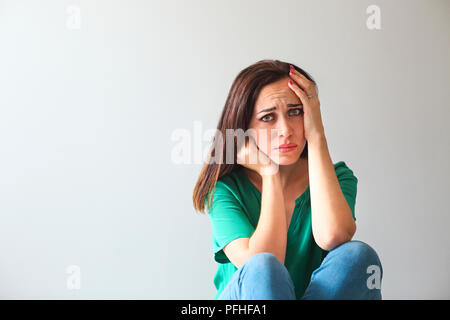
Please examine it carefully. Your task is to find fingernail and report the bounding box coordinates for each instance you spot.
[290,64,294,70]
[288,79,292,85]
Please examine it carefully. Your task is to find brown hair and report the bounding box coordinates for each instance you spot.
[192,59,317,213]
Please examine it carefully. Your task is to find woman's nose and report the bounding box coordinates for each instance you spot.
[277,117,294,137]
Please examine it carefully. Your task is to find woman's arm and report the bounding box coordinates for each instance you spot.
[287,66,356,251]
[308,134,357,251]
[223,171,288,268]
[249,172,288,261]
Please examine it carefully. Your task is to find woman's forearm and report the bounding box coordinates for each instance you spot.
[248,172,288,264]
[308,134,356,251]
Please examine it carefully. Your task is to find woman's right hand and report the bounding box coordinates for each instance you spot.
[236,135,279,176]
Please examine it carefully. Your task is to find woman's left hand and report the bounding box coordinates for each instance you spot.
[287,65,325,144]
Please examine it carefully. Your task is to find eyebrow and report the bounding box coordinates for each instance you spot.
[257,104,302,114]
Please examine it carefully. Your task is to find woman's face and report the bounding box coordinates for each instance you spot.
[248,77,306,165]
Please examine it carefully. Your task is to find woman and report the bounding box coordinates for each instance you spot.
[192,59,383,300]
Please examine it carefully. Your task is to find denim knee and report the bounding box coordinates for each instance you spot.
[245,253,283,271]
[243,252,291,281]
[304,240,382,300]
[333,240,383,277]
[240,252,295,299]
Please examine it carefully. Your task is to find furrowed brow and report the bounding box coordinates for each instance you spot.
[257,103,302,114]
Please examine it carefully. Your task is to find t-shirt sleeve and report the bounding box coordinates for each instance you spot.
[335,161,358,221]
[206,180,255,264]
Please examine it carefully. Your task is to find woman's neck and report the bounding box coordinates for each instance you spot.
[279,157,308,189]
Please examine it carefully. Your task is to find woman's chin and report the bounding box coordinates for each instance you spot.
[269,153,300,166]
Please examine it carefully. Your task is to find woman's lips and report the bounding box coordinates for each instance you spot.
[276,143,297,153]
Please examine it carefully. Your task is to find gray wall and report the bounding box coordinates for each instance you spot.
[0,0,448,299]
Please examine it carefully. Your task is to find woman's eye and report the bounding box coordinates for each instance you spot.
[259,109,303,122]
[289,108,304,116]
[260,114,274,122]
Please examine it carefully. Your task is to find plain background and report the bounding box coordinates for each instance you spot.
[0,0,449,299]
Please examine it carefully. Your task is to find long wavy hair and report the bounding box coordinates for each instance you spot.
[192,59,317,213]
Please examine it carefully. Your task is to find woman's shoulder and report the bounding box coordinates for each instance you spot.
[333,160,358,182]
[215,167,245,194]
[206,167,249,213]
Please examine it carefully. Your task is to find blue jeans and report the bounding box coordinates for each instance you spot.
[217,240,383,300]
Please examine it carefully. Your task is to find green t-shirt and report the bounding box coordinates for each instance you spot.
[206,161,358,300]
